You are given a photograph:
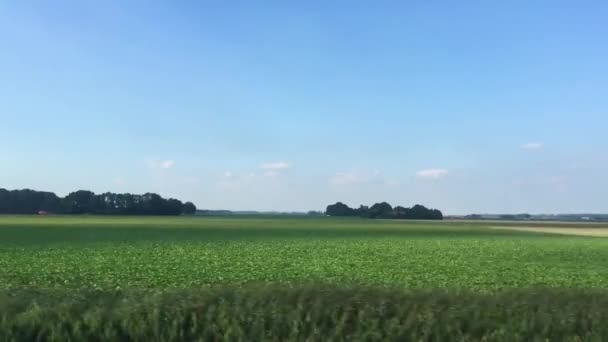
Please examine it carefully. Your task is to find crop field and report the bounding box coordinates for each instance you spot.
[1,216,608,289]
[2,215,608,340]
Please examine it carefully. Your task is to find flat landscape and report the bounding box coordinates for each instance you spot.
[3,215,608,340]
[1,216,608,289]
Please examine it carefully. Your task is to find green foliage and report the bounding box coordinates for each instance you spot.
[1,216,607,290]
[0,188,60,214]
[325,202,356,216]
[326,202,443,219]
[367,201,393,218]
[2,286,608,341]
[181,201,197,215]
[1,216,608,339]
[0,188,196,215]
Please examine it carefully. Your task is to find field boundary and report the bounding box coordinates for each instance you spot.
[490,226,608,237]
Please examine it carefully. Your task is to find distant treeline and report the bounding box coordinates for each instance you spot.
[196,210,325,217]
[326,202,443,220]
[463,214,533,221]
[0,188,196,216]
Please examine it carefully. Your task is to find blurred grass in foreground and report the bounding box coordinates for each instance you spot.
[2,286,608,341]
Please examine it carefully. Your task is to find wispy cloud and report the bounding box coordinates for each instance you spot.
[217,171,258,190]
[259,161,291,178]
[146,159,175,169]
[521,142,543,150]
[260,161,291,170]
[416,168,448,180]
[160,160,175,169]
[264,170,279,178]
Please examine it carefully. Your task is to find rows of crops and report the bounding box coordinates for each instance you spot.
[3,236,608,289]
[1,216,608,290]
[2,216,608,340]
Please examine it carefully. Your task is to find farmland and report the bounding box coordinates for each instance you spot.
[2,216,608,289]
[2,215,608,340]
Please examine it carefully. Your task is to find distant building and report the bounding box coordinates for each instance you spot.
[37,211,49,216]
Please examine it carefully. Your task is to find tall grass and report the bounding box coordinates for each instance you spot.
[2,286,608,341]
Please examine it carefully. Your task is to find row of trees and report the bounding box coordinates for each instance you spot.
[325,202,443,220]
[0,188,196,216]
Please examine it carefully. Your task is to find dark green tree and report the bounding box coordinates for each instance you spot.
[368,202,393,218]
[324,201,443,220]
[62,190,96,214]
[182,202,197,215]
[0,188,195,216]
[325,202,356,216]
[355,205,370,217]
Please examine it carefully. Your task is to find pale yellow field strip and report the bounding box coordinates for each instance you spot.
[491,226,608,237]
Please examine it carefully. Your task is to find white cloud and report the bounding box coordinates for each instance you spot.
[416,169,449,180]
[217,171,258,190]
[264,170,279,177]
[260,161,291,170]
[160,160,175,169]
[146,159,175,169]
[218,163,290,189]
[259,161,291,178]
[521,142,543,150]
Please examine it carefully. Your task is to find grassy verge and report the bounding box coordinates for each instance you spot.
[2,286,608,341]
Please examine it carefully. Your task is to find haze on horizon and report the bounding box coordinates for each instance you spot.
[1,1,607,215]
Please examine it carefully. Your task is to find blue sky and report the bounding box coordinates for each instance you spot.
[1,1,607,214]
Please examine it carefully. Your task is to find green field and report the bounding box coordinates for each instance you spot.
[1,216,608,289]
[2,216,608,340]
